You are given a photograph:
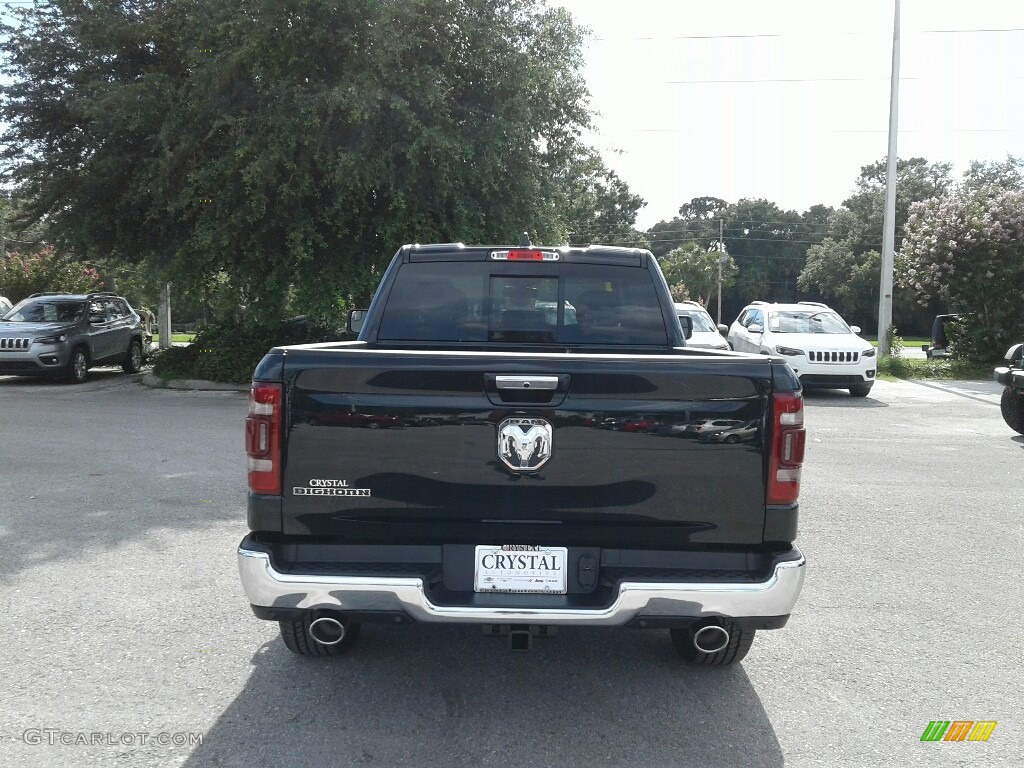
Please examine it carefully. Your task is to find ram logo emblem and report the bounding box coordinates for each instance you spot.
[497,417,553,472]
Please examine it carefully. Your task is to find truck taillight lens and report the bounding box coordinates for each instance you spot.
[489,249,560,261]
[246,382,282,495]
[767,392,806,505]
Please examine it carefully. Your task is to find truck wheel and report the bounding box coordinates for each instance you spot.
[64,347,89,384]
[1000,387,1024,435]
[849,384,873,398]
[670,620,755,666]
[122,339,144,374]
[279,615,361,657]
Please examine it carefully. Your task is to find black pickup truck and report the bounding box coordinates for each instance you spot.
[238,239,807,666]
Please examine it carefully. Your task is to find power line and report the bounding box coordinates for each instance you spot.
[591,28,1024,42]
[594,33,785,41]
[664,76,920,84]
[586,234,887,249]
[614,126,1024,134]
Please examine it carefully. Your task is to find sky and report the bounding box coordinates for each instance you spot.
[555,0,1024,230]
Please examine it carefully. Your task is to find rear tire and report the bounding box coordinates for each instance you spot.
[670,619,756,666]
[122,339,143,374]
[64,347,89,384]
[279,615,361,657]
[1000,387,1024,435]
[849,383,872,397]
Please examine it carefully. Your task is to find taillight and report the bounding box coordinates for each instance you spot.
[489,249,560,261]
[246,382,282,495]
[767,391,806,505]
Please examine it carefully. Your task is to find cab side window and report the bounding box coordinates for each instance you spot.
[738,309,759,328]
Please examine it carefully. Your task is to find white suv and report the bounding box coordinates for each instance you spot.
[728,301,876,397]
[674,301,730,350]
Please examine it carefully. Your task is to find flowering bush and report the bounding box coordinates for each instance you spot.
[0,245,104,302]
[898,186,1024,361]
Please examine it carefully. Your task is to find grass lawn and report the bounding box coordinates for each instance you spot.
[876,356,993,381]
[869,337,928,348]
[151,333,195,344]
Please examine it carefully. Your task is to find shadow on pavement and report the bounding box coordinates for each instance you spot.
[801,389,887,408]
[180,624,784,768]
[0,376,246,577]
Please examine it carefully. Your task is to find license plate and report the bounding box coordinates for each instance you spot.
[473,545,568,594]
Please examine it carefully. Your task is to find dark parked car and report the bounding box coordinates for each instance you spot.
[0,292,146,383]
[994,342,1024,435]
[923,314,959,359]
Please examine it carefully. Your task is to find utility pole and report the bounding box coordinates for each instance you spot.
[716,218,724,324]
[877,0,901,356]
[159,282,172,349]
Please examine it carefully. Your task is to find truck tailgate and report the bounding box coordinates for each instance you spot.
[279,348,773,545]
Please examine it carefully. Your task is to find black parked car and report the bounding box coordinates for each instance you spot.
[995,342,1024,435]
[0,292,146,383]
[923,314,959,359]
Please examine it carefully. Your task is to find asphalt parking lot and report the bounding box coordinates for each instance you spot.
[0,371,1019,768]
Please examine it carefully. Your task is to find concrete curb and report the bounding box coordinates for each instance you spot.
[141,373,248,392]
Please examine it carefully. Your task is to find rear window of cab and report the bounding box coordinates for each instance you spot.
[377,261,668,345]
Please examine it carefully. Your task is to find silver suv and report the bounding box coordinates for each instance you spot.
[0,292,146,383]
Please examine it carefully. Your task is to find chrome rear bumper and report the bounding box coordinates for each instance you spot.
[238,546,805,626]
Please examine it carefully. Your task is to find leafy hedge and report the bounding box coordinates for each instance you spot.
[151,317,347,384]
[0,245,103,301]
[877,355,992,381]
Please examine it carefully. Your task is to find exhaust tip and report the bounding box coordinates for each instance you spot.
[309,616,346,646]
[692,624,730,654]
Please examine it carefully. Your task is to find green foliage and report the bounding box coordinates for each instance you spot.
[563,149,648,247]
[1,0,637,322]
[152,317,346,385]
[799,233,880,327]
[647,197,830,321]
[797,158,953,335]
[960,156,1024,193]
[884,326,904,358]
[876,354,912,379]
[877,355,991,381]
[667,281,690,302]
[659,243,737,307]
[0,245,103,302]
[898,184,1024,362]
[0,194,49,254]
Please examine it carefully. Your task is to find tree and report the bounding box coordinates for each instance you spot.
[0,245,103,302]
[0,194,49,257]
[647,196,830,322]
[797,157,952,334]
[718,198,816,314]
[898,185,1024,360]
[960,156,1023,194]
[1,0,633,325]
[660,243,738,308]
[563,149,648,248]
[799,227,880,328]
[646,197,727,261]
